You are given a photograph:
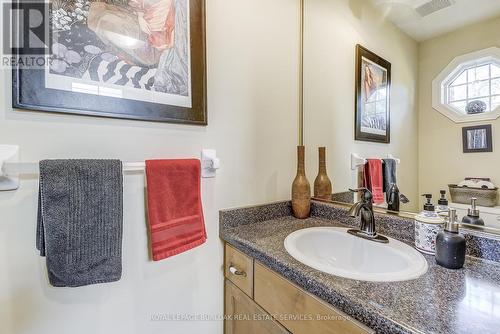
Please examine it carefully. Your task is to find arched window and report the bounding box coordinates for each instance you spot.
[432,47,500,123]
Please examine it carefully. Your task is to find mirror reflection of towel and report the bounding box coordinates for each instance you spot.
[382,158,397,201]
[363,159,384,204]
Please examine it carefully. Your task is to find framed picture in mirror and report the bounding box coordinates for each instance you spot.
[12,0,207,125]
[462,124,493,153]
[355,45,391,143]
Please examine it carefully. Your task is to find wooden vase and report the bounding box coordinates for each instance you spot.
[292,146,311,219]
[314,147,332,200]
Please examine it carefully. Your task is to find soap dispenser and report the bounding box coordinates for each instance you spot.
[436,209,466,270]
[415,194,444,254]
[461,198,485,226]
[436,190,449,215]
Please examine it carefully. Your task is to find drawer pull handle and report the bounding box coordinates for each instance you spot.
[229,265,247,277]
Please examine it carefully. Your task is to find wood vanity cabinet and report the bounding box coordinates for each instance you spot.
[224,243,373,334]
[225,279,290,334]
[224,243,254,298]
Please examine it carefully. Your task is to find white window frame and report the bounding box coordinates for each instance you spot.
[432,47,500,123]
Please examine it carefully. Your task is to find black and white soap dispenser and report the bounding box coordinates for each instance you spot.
[435,209,466,270]
[461,198,485,226]
[437,190,449,215]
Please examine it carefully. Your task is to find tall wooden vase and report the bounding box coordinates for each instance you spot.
[292,146,311,219]
[314,147,332,200]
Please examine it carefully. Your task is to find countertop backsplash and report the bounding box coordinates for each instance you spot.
[221,200,500,263]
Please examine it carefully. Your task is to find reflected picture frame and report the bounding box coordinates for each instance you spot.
[462,124,493,153]
[355,45,391,143]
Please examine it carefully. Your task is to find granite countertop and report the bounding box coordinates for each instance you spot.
[219,201,500,334]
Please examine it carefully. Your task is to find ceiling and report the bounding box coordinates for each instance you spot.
[370,0,500,42]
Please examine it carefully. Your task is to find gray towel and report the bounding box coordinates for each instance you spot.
[382,158,397,199]
[36,160,123,287]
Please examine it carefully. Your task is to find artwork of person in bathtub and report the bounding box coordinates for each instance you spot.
[46,0,192,108]
[360,57,388,136]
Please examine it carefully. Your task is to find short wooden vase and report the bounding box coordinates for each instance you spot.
[292,146,311,219]
[314,147,332,200]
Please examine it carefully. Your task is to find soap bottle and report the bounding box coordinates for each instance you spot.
[414,194,444,254]
[461,198,485,226]
[436,209,466,270]
[436,190,450,217]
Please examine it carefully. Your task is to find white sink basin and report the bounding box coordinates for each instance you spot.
[284,227,428,282]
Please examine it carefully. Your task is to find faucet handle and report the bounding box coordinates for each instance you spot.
[400,193,410,204]
[349,187,367,192]
[349,188,373,203]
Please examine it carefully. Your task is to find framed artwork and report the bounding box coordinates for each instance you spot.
[462,124,493,153]
[355,44,391,143]
[13,0,207,125]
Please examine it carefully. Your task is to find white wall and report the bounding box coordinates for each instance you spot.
[304,0,419,211]
[0,1,299,333]
[418,16,500,205]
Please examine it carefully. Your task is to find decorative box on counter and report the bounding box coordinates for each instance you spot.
[449,178,498,207]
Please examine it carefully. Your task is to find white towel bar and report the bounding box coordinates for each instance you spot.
[2,161,148,175]
[0,145,220,191]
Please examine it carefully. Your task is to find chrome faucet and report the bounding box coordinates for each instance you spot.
[348,188,388,243]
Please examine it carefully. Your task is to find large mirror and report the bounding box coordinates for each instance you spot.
[304,0,500,234]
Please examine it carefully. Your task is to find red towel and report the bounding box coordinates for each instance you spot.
[363,159,384,205]
[145,159,207,261]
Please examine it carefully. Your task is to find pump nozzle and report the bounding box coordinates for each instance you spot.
[421,194,435,211]
[468,197,480,217]
[438,190,448,206]
[445,209,459,233]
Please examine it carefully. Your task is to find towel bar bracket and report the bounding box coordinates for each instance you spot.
[201,149,219,178]
[0,145,20,191]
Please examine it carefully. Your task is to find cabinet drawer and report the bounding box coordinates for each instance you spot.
[224,244,254,298]
[225,279,289,334]
[254,262,373,334]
